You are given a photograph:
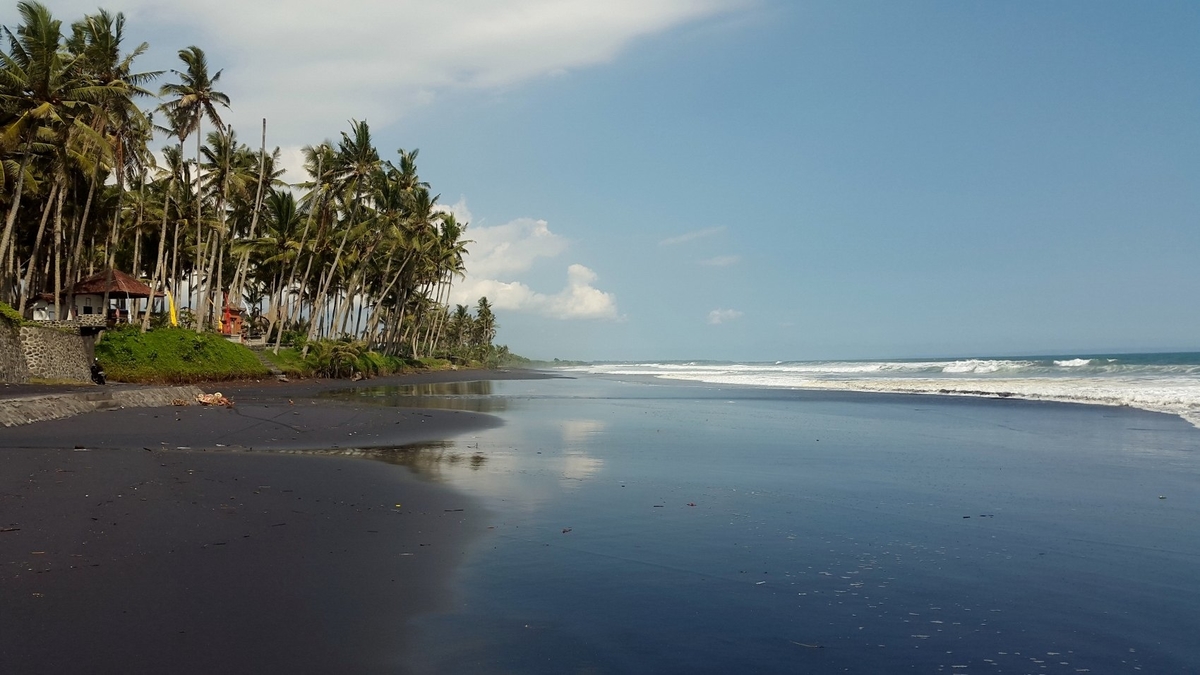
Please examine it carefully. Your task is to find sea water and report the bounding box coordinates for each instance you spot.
[562,352,1200,427]
[339,375,1200,673]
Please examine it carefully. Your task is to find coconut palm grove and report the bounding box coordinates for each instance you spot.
[0,2,510,377]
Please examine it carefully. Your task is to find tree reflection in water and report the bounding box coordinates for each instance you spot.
[319,380,511,413]
[274,442,487,482]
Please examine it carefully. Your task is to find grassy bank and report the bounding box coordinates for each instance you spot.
[86,322,530,384]
[96,327,270,384]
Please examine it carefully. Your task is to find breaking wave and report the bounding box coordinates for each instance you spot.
[560,354,1200,428]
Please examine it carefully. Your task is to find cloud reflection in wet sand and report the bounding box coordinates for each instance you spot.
[324,382,607,505]
[559,419,606,488]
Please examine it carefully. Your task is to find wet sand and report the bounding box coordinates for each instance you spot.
[10,369,1198,673]
[379,376,1200,674]
[0,369,550,675]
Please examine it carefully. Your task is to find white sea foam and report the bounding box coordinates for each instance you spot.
[941,359,1031,374]
[562,359,1200,429]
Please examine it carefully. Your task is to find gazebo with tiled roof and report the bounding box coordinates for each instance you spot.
[72,269,159,298]
[70,269,162,322]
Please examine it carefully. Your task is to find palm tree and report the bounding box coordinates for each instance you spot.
[231,187,301,343]
[67,9,158,320]
[0,1,101,303]
[159,45,228,328]
[474,296,495,355]
[305,120,379,346]
[228,118,270,305]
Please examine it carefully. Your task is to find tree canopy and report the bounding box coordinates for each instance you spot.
[0,1,499,361]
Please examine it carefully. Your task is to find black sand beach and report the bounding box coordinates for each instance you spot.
[5,370,1200,674]
[0,370,547,675]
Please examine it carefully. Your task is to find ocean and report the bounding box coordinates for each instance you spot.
[561,352,1200,427]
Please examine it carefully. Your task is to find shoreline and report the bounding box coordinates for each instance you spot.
[571,369,1200,429]
[0,368,551,674]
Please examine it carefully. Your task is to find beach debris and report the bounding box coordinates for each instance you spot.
[171,398,189,406]
[195,392,233,407]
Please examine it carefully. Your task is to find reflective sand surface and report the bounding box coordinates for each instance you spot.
[349,376,1200,673]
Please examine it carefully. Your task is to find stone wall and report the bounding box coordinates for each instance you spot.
[38,316,106,330]
[0,322,29,383]
[18,326,92,382]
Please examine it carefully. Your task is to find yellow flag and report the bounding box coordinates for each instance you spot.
[167,290,178,327]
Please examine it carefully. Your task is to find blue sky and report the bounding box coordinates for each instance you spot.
[7,1,1198,360]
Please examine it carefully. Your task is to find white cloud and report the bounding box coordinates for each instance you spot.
[707,308,742,325]
[551,264,620,319]
[29,1,749,149]
[699,254,741,267]
[447,204,619,320]
[659,225,725,246]
[453,265,619,321]
[463,218,569,279]
[275,145,309,186]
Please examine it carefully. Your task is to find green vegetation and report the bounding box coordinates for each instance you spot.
[0,2,508,368]
[0,301,23,326]
[95,326,269,383]
[259,336,525,380]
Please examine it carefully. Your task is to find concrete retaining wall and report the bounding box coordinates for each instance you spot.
[0,385,204,427]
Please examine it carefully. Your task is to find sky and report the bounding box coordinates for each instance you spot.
[4,1,1198,361]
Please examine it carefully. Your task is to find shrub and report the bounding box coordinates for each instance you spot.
[0,301,26,327]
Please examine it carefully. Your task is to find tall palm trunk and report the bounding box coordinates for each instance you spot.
[51,186,67,321]
[305,177,364,347]
[65,160,102,318]
[0,134,34,301]
[306,223,351,346]
[231,118,268,303]
[170,219,180,307]
[272,154,321,354]
[191,133,204,328]
[142,191,171,332]
[17,180,61,316]
[101,161,128,324]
